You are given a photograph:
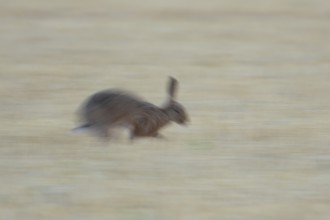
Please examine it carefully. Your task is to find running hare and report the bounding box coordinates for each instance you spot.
[73,77,188,141]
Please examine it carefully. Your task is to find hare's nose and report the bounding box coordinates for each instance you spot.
[180,118,189,125]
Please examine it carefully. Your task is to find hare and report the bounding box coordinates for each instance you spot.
[73,76,189,141]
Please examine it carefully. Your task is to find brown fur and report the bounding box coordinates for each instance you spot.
[73,77,188,141]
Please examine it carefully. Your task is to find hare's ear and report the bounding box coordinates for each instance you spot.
[167,76,178,100]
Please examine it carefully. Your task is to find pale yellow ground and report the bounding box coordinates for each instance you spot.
[1,0,330,219]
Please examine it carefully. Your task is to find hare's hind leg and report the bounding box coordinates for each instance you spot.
[127,124,138,142]
[72,124,92,134]
[128,128,136,142]
[92,125,111,141]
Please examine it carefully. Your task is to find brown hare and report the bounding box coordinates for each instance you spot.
[73,76,189,141]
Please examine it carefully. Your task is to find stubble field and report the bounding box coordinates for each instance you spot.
[1,0,330,219]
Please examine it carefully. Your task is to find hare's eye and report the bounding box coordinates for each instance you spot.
[174,108,181,114]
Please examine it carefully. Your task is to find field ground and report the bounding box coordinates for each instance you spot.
[1,0,330,219]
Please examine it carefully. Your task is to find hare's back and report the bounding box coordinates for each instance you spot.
[82,89,144,125]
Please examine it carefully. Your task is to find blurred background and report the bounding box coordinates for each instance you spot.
[1,0,330,219]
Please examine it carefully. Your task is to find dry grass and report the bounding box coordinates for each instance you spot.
[1,0,330,219]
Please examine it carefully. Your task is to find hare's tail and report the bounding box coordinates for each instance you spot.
[72,124,93,134]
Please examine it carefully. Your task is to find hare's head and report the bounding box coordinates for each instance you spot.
[167,101,188,124]
[163,77,189,125]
